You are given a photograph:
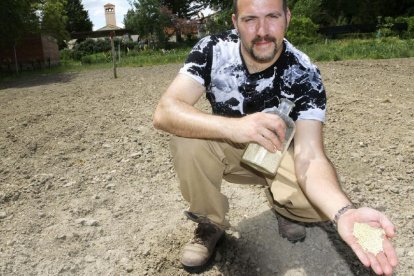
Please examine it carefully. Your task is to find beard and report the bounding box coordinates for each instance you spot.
[245,35,280,63]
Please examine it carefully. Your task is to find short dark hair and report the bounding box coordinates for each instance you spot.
[233,0,288,16]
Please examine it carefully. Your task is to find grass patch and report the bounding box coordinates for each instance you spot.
[1,38,413,82]
[298,37,414,61]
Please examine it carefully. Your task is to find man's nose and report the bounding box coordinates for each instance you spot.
[256,19,268,37]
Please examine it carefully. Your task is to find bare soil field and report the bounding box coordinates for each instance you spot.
[0,58,413,276]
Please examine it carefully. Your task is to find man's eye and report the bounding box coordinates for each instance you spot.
[243,17,255,22]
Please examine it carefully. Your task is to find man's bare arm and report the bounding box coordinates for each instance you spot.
[153,74,232,139]
[293,120,351,219]
[294,120,398,275]
[153,73,287,152]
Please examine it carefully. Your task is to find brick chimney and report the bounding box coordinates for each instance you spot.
[104,3,116,26]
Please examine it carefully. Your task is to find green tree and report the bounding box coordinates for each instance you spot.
[0,0,40,48]
[160,0,197,18]
[204,9,233,35]
[124,0,171,48]
[40,0,69,47]
[0,0,40,72]
[199,0,232,12]
[287,16,319,44]
[65,0,93,35]
[291,0,322,24]
[320,0,414,26]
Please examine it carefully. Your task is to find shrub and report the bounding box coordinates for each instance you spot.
[287,16,319,45]
[74,39,95,55]
[396,16,414,38]
[80,52,112,65]
[60,48,73,61]
[204,9,233,35]
[377,17,396,38]
[377,16,414,38]
[81,55,93,64]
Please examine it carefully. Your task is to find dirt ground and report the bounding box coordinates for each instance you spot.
[0,58,413,276]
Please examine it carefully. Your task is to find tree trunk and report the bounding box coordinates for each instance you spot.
[13,42,19,74]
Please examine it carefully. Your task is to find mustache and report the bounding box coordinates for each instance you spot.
[252,35,277,44]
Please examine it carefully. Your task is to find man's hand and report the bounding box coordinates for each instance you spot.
[228,112,287,152]
[337,207,398,275]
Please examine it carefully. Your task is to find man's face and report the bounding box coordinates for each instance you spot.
[232,0,290,64]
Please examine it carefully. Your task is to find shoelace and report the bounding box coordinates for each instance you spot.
[191,223,219,246]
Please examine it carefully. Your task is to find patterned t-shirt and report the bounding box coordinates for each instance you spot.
[179,29,326,122]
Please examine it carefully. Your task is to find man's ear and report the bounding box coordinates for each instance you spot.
[286,8,291,30]
[232,14,238,31]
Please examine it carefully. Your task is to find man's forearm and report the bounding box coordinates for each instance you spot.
[153,96,233,139]
[296,157,352,220]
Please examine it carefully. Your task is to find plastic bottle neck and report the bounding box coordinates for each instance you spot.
[278,99,295,115]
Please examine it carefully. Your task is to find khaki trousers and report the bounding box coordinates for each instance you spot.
[170,136,328,229]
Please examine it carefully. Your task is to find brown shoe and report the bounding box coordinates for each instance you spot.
[180,222,224,270]
[275,212,306,243]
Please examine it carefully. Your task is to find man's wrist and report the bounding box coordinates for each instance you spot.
[332,203,356,228]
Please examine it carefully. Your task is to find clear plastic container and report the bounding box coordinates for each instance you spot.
[241,99,296,176]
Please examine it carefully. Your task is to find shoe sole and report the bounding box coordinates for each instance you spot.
[181,234,225,273]
[281,234,306,243]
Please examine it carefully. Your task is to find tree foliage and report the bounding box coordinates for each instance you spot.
[65,0,93,34]
[291,0,414,26]
[160,0,199,18]
[290,0,322,24]
[0,0,40,48]
[39,0,69,46]
[287,16,319,45]
[124,0,172,48]
[203,9,233,35]
[0,0,94,50]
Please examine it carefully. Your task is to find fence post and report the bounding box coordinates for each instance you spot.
[110,31,117,79]
[118,43,121,63]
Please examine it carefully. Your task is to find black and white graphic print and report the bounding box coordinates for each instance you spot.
[179,30,326,121]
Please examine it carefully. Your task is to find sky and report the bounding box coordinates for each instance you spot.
[82,0,130,30]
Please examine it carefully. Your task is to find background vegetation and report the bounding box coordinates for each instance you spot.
[0,0,92,49]
[1,0,413,78]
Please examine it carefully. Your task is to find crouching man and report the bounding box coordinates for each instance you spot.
[153,0,398,274]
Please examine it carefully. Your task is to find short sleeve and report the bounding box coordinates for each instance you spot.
[294,67,326,122]
[179,36,213,87]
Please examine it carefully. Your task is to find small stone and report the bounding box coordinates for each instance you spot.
[64,181,76,187]
[106,184,115,190]
[129,152,141,159]
[390,187,399,194]
[0,211,7,219]
[352,187,361,193]
[142,247,150,256]
[84,255,95,263]
[75,218,98,227]
[56,234,67,240]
